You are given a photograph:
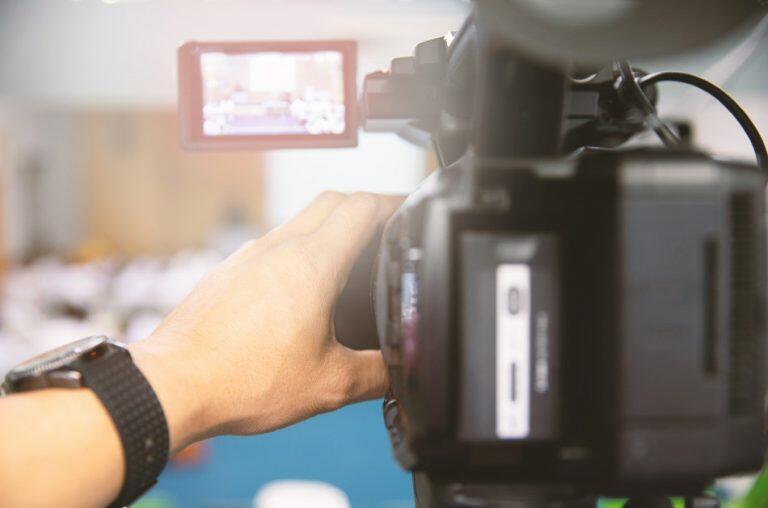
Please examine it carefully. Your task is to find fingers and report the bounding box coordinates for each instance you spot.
[264,191,347,244]
[224,192,347,267]
[312,192,403,275]
[344,349,389,403]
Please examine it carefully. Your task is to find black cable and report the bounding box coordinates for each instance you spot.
[617,60,682,147]
[639,71,768,170]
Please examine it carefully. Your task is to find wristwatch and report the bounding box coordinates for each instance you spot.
[1,336,169,508]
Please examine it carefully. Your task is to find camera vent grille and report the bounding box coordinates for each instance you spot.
[728,192,758,416]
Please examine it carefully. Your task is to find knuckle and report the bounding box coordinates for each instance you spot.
[241,238,259,251]
[347,191,380,214]
[317,190,346,203]
[235,238,264,257]
[348,190,376,203]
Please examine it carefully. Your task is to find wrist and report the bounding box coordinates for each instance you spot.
[128,339,212,452]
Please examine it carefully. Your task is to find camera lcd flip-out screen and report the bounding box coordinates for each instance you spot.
[178,41,357,150]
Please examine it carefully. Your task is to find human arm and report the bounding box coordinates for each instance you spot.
[0,191,399,508]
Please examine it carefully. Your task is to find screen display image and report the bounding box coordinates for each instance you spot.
[200,50,346,137]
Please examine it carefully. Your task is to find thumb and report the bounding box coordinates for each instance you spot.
[344,349,390,403]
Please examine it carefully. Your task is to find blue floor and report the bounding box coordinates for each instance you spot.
[145,400,414,508]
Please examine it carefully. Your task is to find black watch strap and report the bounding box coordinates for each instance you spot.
[81,348,169,508]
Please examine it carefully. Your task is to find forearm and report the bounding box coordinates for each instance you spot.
[0,340,206,508]
[0,389,122,508]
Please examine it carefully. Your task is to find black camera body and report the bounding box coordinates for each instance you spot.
[356,3,768,504]
[376,149,767,500]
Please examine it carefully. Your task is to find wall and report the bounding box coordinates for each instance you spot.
[82,110,266,255]
[264,132,429,227]
[0,105,85,260]
[0,0,463,258]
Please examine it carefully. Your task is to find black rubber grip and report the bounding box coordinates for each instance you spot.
[82,349,169,508]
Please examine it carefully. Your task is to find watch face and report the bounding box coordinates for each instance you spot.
[6,336,108,382]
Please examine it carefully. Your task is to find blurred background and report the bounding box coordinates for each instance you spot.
[0,1,766,507]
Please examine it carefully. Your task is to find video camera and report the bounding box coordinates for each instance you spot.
[178,1,768,507]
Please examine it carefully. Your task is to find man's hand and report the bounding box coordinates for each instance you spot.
[0,191,401,508]
[130,191,401,449]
